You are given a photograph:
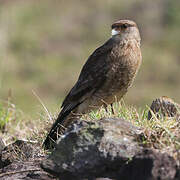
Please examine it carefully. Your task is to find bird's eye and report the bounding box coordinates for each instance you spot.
[121,24,129,29]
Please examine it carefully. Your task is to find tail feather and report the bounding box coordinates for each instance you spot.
[43,102,82,149]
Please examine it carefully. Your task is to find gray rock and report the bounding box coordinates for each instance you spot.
[0,137,5,153]
[41,118,143,179]
[41,118,179,180]
[0,140,57,179]
[0,139,44,170]
[0,137,6,169]
[121,149,177,180]
[1,140,43,165]
[0,158,57,180]
[148,96,180,120]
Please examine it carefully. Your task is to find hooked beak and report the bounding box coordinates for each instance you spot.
[111,29,120,36]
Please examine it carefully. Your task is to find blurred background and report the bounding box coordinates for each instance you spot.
[0,0,180,117]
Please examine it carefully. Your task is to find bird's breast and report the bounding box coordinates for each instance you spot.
[99,41,141,99]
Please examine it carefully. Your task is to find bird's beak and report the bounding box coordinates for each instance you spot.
[111,29,120,36]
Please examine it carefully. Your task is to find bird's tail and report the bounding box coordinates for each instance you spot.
[43,102,81,149]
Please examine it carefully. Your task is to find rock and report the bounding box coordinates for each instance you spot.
[0,137,5,153]
[95,178,114,180]
[0,137,6,169]
[121,149,177,180]
[0,140,57,179]
[1,140,42,164]
[0,158,57,180]
[148,96,180,120]
[0,140,43,169]
[41,118,179,180]
[175,168,180,180]
[41,118,143,179]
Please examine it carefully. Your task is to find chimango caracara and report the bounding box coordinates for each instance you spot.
[44,19,142,149]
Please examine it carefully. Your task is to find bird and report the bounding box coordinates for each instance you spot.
[43,19,142,149]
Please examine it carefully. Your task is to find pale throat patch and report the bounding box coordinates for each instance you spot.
[111,29,119,36]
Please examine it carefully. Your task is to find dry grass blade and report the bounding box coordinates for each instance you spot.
[32,90,52,122]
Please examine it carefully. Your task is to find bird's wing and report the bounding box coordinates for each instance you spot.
[43,38,114,149]
[61,38,114,112]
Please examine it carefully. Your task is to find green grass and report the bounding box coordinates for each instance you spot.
[83,100,180,156]
[0,98,179,163]
[0,98,47,146]
[0,0,180,161]
[0,100,12,131]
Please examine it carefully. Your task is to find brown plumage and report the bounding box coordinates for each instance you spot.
[43,19,142,149]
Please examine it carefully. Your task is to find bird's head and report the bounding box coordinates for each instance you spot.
[111,20,140,42]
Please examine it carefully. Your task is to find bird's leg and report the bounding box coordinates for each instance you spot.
[104,103,108,113]
[111,103,115,114]
[104,103,115,114]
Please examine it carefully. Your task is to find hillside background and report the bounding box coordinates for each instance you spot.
[0,0,180,117]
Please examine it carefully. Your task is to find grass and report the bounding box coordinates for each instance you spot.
[0,98,179,164]
[0,101,11,131]
[0,0,180,163]
[83,100,180,158]
[0,98,47,146]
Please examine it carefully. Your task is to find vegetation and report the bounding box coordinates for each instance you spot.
[0,0,179,160]
[83,101,180,157]
[1,98,179,162]
[0,98,47,145]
